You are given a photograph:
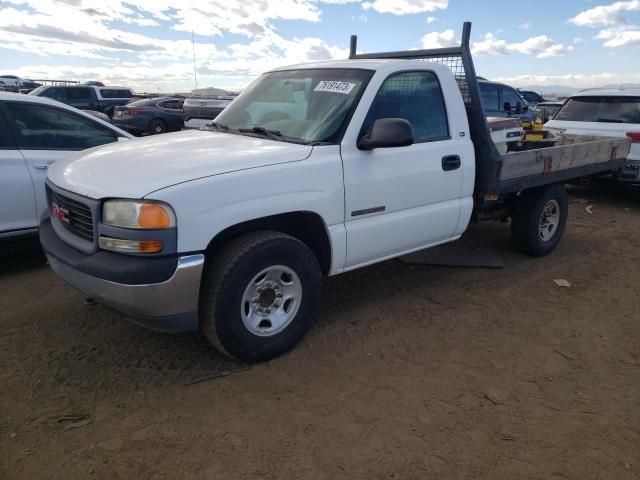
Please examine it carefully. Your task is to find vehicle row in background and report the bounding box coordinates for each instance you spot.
[29,85,134,117]
[182,94,238,129]
[479,79,535,121]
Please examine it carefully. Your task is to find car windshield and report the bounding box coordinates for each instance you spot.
[554,96,640,124]
[211,68,374,144]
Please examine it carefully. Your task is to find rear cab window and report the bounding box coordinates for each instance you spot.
[66,87,93,101]
[480,83,500,111]
[554,96,640,124]
[99,89,133,99]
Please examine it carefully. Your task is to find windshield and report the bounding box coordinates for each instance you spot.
[554,96,640,124]
[212,68,374,144]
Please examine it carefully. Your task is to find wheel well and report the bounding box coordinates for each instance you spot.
[205,212,332,275]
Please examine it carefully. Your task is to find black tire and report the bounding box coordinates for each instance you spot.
[148,118,168,135]
[511,183,568,257]
[200,231,322,363]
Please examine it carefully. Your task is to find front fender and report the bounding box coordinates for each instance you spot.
[147,146,347,272]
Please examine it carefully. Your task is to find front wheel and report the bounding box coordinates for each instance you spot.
[511,183,569,257]
[200,231,322,363]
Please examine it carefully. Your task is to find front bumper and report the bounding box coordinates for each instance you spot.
[41,218,204,333]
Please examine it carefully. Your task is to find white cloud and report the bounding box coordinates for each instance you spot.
[426,16,437,24]
[472,33,509,56]
[518,22,532,30]
[568,0,640,27]
[362,0,448,15]
[421,29,571,58]
[568,1,640,48]
[507,35,573,58]
[495,72,640,88]
[421,29,457,48]
[0,0,354,90]
[595,25,640,46]
[476,33,571,58]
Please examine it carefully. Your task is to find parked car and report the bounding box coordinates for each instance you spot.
[40,23,630,362]
[479,79,534,120]
[0,75,22,88]
[0,92,132,251]
[518,90,547,105]
[29,85,134,117]
[545,88,640,183]
[182,95,236,129]
[82,109,112,123]
[17,80,43,94]
[113,96,185,135]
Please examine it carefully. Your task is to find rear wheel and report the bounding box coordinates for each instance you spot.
[200,231,322,363]
[511,183,568,257]
[148,118,168,135]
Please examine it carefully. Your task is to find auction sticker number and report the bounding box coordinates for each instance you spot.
[314,81,356,95]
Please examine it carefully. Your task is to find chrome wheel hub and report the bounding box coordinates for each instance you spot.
[241,265,302,337]
[539,200,560,242]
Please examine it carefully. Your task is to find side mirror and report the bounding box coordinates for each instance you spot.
[515,101,523,115]
[358,118,414,151]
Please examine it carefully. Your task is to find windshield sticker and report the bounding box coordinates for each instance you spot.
[314,81,356,95]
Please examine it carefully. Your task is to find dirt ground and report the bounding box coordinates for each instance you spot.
[1,182,639,480]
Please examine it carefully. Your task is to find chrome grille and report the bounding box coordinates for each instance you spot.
[50,190,94,242]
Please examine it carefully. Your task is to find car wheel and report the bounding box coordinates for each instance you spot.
[148,118,168,135]
[511,183,568,257]
[200,231,322,363]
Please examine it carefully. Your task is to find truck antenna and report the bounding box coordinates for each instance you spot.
[192,30,198,92]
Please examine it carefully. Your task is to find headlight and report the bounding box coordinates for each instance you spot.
[102,200,176,229]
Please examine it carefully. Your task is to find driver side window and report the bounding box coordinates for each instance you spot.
[6,103,117,150]
[361,71,449,143]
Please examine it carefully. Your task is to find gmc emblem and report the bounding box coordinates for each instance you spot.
[52,203,70,224]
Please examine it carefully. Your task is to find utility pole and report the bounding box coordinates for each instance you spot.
[192,30,198,92]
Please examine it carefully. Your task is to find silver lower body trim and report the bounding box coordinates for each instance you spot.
[47,254,205,323]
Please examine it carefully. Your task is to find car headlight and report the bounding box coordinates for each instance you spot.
[102,200,176,229]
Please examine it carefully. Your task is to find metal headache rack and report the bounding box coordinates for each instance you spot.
[347,22,630,201]
[348,22,503,196]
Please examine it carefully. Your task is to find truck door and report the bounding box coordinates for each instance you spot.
[341,70,466,267]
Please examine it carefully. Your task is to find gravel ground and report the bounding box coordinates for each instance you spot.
[1,182,639,480]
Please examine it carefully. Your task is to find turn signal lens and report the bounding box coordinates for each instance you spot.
[138,204,172,228]
[99,237,163,253]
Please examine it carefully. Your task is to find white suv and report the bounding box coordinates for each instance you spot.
[546,88,640,182]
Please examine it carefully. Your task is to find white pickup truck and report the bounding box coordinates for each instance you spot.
[40,23,630,362]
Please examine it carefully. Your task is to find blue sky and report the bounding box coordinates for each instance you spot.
[0,0,638,92]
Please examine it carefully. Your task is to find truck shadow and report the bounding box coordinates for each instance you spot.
[0,245,47,277]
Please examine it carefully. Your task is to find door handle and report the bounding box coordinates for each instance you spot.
[33,164,49,170]
[441,155,461,171]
